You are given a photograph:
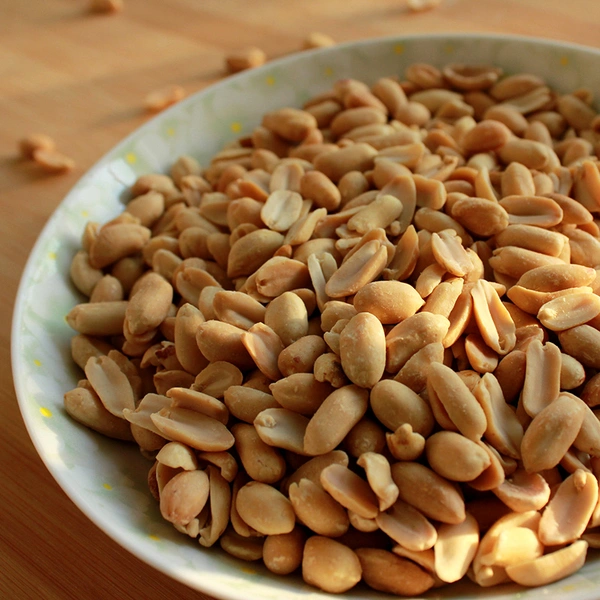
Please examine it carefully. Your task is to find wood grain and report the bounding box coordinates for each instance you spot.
[2,1,599,598]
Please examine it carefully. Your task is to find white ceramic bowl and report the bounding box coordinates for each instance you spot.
[12,33,600,600]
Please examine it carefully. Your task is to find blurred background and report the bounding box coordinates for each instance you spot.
[2,1,600,598]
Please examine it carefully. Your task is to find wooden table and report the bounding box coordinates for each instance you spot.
[2,1,600,598]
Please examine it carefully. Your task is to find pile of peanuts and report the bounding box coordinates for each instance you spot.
[64,61,600,595]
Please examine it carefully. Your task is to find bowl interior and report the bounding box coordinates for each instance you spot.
[12,33,600,600]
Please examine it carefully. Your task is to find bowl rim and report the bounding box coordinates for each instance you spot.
[10,31,600,600]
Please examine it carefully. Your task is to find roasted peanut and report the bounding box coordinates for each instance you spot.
[521,393,586,472]
[236,481,295,535]
[232,423,285,484]
[434,513,479,583]
[144,85,185,113]
[304,385,369,455]
[391,461,465,524]
[64,385,133,441]
[263,527,305,575]
[356,547,435,596]
[289,478,349,537]
[302,536,362,593]
[320,463,379,519]
[226,47,266,73]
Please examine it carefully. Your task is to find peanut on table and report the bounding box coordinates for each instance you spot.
[64,61,600,595]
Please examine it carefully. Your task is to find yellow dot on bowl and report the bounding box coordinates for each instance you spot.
[149,534,160,541]
[241,567,257,575]
[166,126,175,137]
[48,251,57,260]
[33,359,42,367]
[559,55,569,66]
[103,483,112,491]
[125,152,137,165]
[394,43,405,55]
[265,75,276,86]
[230,121,242,133]
[40,407,52,418]
[324,66,334,77]
[81,209,89,218]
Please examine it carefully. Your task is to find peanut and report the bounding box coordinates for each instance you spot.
[356,547,435,595]
[236,481,295,535]
[225,47,266,73]
[144,85,185,113]
[302,536,361,593]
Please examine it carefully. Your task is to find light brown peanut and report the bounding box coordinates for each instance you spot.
[356,548,435,596]
[391,461,465,524]
[125,272,173,336]
[70,250,104,296]
[32,148,76,173]
[474,372,521,450]
[262,108,317,143]
[151,406,234,452]
[196,321,254,369]
[434,513,479,583]
[227,228,284,278]
[559,324,600,369]
[302,536,362,594]
[64,385,133,441]
[370,379,434,436]
[232,423,285,484]
[427,362,487,441]
[159,469,209,527]
[289,478,349,537]
[521,393,586,472]
[255,257,311,298]
[89,223,151,269]
[538,469,598,545]
[236,481,295,535]
[339,312,386,389]
[376,498,436,551]
[462,119,512,154]
[270,373,332,416]
[84,355,135,417]
[263,528,305,575]
[167,386,228,424]
[320,463,379,519]
[223,386,278,423]
[304,385,369,455]
[506,540,588,587]
[324,239,387,298]
[450,196,509,237]
[254,407,309,454]
[261,190,304,232]
[144,85,185,113]
[313,143,377,182]
[426,431,491,481]
[356,452,398,511]
[491,469,550,512]
[226,47,267,73]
